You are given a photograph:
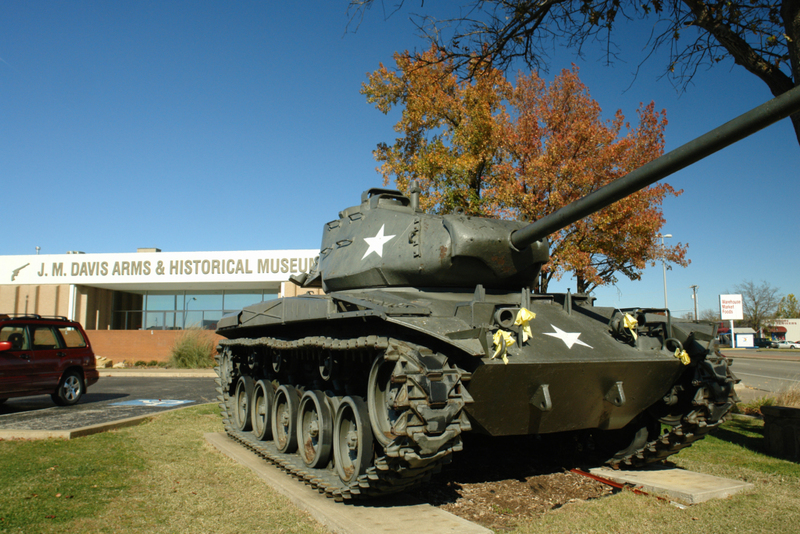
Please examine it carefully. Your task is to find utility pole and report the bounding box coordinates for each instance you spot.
[690,285,698,321]
[657,234,672,309]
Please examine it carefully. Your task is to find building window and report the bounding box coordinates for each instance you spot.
[114,289,277,330]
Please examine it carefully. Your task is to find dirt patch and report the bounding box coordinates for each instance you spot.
[410,434,617,531]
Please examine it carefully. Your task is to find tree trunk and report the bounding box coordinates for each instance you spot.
[783,0,800,145]
[681,0,799,144]
[576,276,589,294]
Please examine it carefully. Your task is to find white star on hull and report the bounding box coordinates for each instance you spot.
[362,224,396,260]
[544,325,593,349]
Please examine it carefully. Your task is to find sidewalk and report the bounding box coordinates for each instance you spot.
[735,382,771,404]
[98,367,217,378]
[721,349,800,363]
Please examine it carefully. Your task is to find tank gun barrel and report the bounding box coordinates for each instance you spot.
[511,85,800,249]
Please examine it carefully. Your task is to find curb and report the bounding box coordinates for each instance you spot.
[723,353,800,363]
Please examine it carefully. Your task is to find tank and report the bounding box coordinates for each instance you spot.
[215,86,800,501]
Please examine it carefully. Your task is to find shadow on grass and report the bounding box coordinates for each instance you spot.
[708,418,766,455]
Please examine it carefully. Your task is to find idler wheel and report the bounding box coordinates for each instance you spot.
[367,356,403,447]
[233,375,255,432]
[272,384,300,453]
[333,396,374,484]
[297,390,333,468]
[251,379,275,441]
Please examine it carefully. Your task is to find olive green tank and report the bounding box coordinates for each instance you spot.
[215,86,800,500]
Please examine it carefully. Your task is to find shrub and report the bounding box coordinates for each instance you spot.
[775,384,800,408]
[735,395,774,415]
[168,328,216,369]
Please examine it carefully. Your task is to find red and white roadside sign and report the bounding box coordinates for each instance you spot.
[720,294,744,320]
[720,294,744,348]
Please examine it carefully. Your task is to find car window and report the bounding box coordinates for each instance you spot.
[58,326,87,348]
[0,326,30,350]
[32,326,61,350]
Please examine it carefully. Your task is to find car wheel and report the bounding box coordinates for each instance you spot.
[52,371,85,406]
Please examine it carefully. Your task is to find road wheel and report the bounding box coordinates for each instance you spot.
[251,379,274,441]
[52,370,85,406]
[272,385,300,453]
[334,396,374,484]
[233,376,255,432]
[297,390,333,468]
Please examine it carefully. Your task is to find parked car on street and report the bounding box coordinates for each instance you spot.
[755,337,778,348]
[775,340,800,349]
[0,314,99,405]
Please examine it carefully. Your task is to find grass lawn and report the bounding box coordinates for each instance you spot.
[1,406,797,533]
[0,404,325,533]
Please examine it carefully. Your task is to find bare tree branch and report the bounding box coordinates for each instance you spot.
[349,0,800,144]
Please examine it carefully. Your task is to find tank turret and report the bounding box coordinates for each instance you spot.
[298,186,549,292]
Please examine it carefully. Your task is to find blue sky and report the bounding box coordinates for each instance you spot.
[1,1,797,319]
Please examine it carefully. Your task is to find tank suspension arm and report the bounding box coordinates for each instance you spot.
[511,85,800,249]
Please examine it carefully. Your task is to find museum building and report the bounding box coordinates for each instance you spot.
[0,248,320,362]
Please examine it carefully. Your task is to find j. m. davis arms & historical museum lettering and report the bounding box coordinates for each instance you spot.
[35,256,313,279]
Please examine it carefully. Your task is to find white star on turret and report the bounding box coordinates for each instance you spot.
[544,325,593,349]
[362,224,396,260]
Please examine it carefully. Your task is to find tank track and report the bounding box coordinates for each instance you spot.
[608,357,738,469]
[607,408,719,469]
[215,335,472,501]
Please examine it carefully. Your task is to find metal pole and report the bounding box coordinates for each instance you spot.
[690,285,698,321]
[183,297,196,329]
[658,234,672,309]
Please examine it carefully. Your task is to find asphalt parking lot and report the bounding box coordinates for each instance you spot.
[0,373,218,438]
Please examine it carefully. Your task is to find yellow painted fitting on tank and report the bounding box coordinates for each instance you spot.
[623,313,638,340]
[674,348,691,366]
[515,308,535,343]
[492,330,516,364]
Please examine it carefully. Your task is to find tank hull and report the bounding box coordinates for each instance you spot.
[465,358,683,436]
[215,286,736,499]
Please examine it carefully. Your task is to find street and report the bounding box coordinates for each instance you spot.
[727,357,800,393]
[0,376,218,433]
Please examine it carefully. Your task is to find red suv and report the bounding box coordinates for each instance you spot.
[0,314,99,406]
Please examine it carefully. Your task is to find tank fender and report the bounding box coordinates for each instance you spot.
[331,293,432,317]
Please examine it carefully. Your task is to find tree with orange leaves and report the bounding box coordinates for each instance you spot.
[362,46,510,216]
[491,67,688,292]
[362,49,688,293]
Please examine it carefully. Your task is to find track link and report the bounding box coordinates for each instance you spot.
[608,356,738,469]
[215,335,471,500]
[607,410,720,469]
